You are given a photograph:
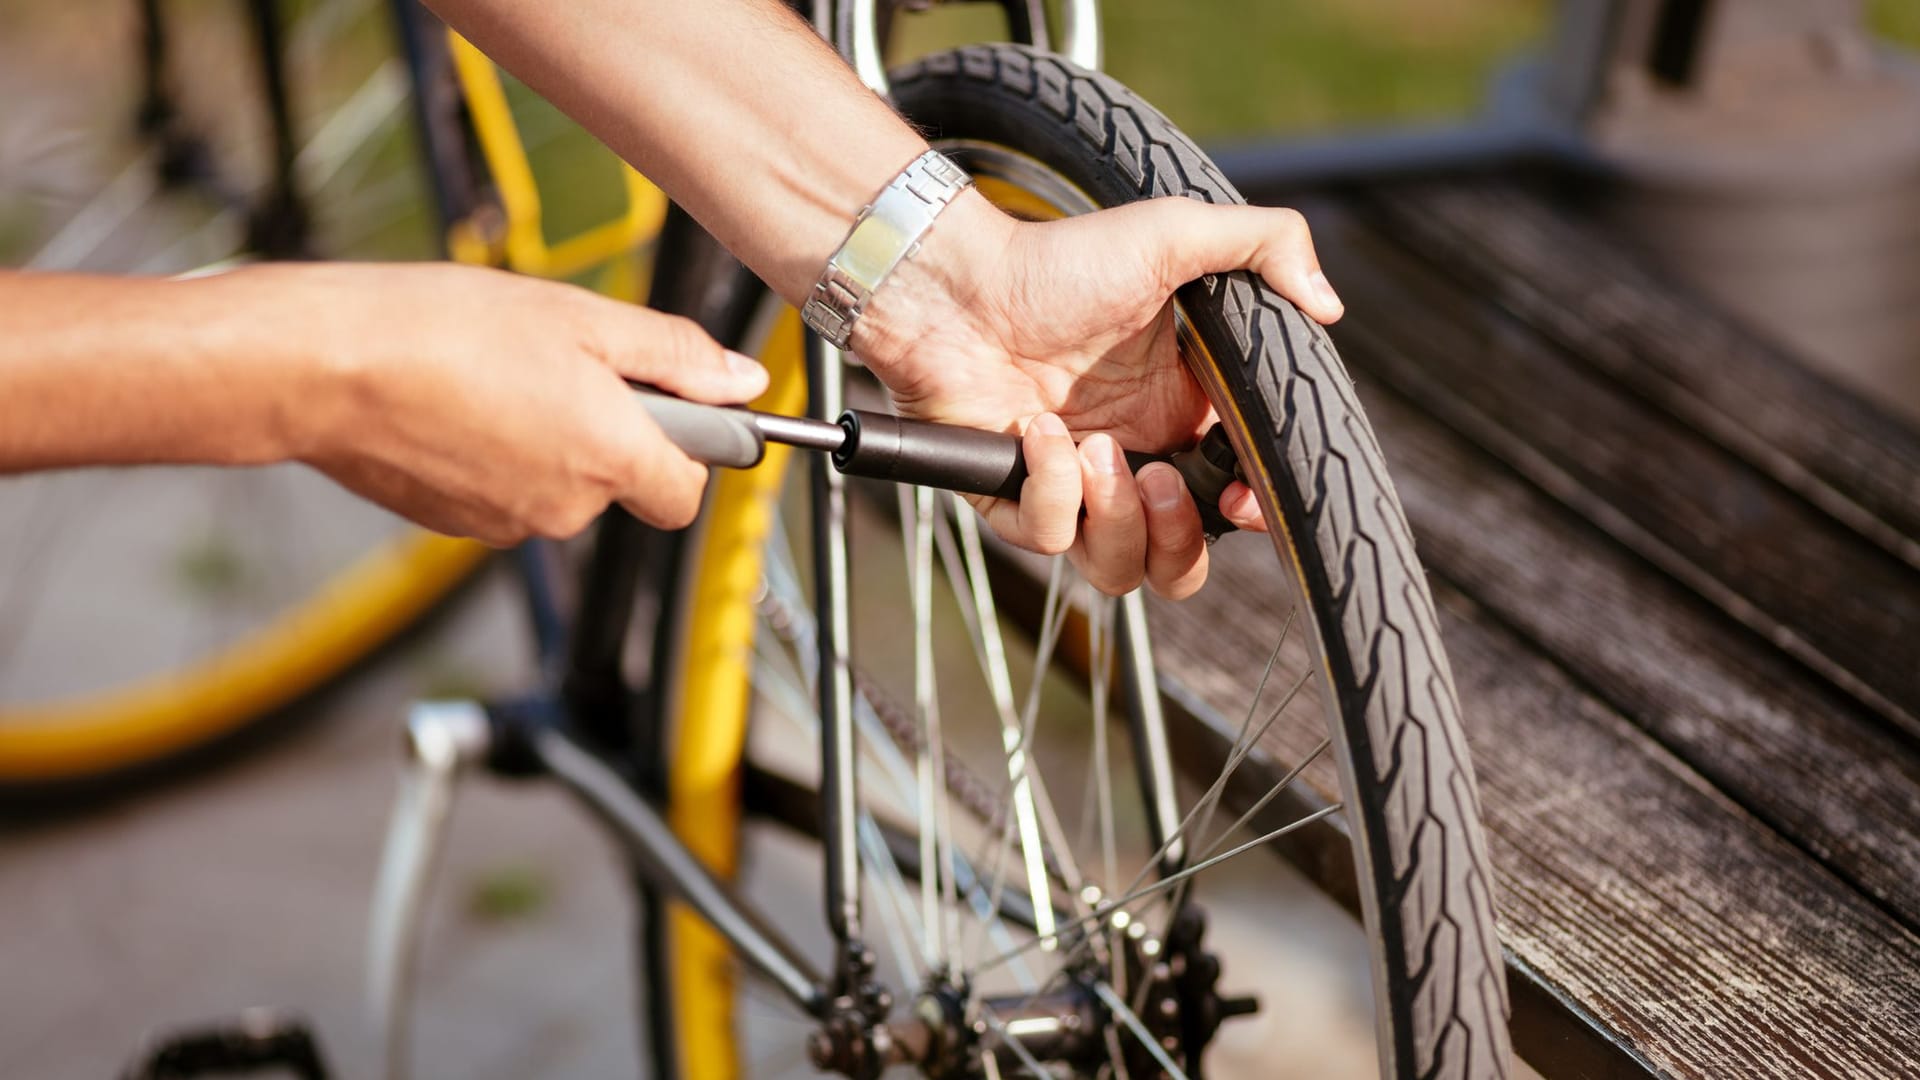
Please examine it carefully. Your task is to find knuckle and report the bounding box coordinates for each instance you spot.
[1149,570,1205,602]
[1031,527,1075,557]
[639,461,709,531]
[1024,511,1077,556]
[651,493,702,531]
[657,313,707,357]
[537,497,604,540]
[1150,518,1202,556]
[1271,206,1309,237]
[477,526,520,550]
[477,510,531,547]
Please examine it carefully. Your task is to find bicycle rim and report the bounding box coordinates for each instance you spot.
[0,528,485,786]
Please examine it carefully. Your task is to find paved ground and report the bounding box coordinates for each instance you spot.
[1,566,649,1079]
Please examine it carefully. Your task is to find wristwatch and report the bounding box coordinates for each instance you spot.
[801,150,973,351]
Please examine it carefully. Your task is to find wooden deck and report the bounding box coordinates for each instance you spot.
[1149,172,1920,1077]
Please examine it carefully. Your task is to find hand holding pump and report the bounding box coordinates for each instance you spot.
[633,388,1243,538]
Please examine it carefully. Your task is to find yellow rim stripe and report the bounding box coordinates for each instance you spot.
[0,532,488,781]
[666,310,807,1080]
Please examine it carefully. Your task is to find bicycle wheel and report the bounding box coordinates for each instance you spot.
[647,43,1508,1080]
[0,1,495,790]
[0,526,487,788]
[0,3,668,792]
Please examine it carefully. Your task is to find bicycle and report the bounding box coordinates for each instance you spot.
[358,3,1512,1078]
[58,0,1512,1076]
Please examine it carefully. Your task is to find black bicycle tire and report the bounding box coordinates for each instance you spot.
[885,44,1511,1080]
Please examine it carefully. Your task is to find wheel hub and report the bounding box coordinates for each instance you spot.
[807,906,1256,1078]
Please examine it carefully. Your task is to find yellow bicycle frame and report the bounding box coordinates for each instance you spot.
[445,32,668,296]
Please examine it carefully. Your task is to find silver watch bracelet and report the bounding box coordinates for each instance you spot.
[800,149,973,351]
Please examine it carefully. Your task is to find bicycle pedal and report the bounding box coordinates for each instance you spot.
[121,1007,328,1079]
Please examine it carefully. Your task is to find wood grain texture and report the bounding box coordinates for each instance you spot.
[1360,179,1920,573]
[1367,376,1920,934]
[1299,193,1920,744]
[1288,195,1920,935]
[1148,436,1920,1080]
[1438,594,1920,1080]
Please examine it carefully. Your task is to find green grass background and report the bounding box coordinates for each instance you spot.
[5,0,1919,265]
[356,0,1920,256]
[900,0,1545,141]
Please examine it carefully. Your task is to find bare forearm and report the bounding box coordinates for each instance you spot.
[0,269,324,472]
[423,0,942,302]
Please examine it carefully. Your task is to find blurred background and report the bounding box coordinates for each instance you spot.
[2,1,1917,1078]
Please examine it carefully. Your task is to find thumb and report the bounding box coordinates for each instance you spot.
[1137,197,1344,325]
[602,309,769,405]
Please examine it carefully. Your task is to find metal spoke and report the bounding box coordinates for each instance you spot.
[0,475,102,676]
[1152,658,1314,948]
[293,58,408,195]
[736,967,819,1078]
[930,497,1015,717]
[751,457,1332,1071]
[753,559,927,989]
[978,1006,1056,1079]
[26,153,159,271]
[858,814,927,995]
[1087,592,1120,896]
[46,1,386,275]
[972,803,1343,977]
[749,629,823,732]
[902,485,960,967]
[755,629,1034,996]
[755,545,1041,991]
[1103,1026,1135,1080]
[961,557,1074,967]
[1053,618,1302,948]
[1085,589,1125,1051]
[1093,982,1190,1080]
[940,503,1089,928]
[1195,737,1331,864]
[1177,665,1309,883]
[1139,644,1306,889]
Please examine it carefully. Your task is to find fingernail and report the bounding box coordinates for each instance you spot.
[725,350,763,377]
[1228,486,1259,518]
[1140,464,1184,510]
[1032,413,1068,438]
[1309,270,1341,310]
[1083,434,1121,475]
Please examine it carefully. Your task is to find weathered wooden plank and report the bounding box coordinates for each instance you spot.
[1360,179,1920,570]
[1137,184,1920,1075]
[1437,593,1920,1080]
[1296,194,1920,744]
[1368,371,1920,933]
[1275,190,1920,933]
[1150,522,1920,1080]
